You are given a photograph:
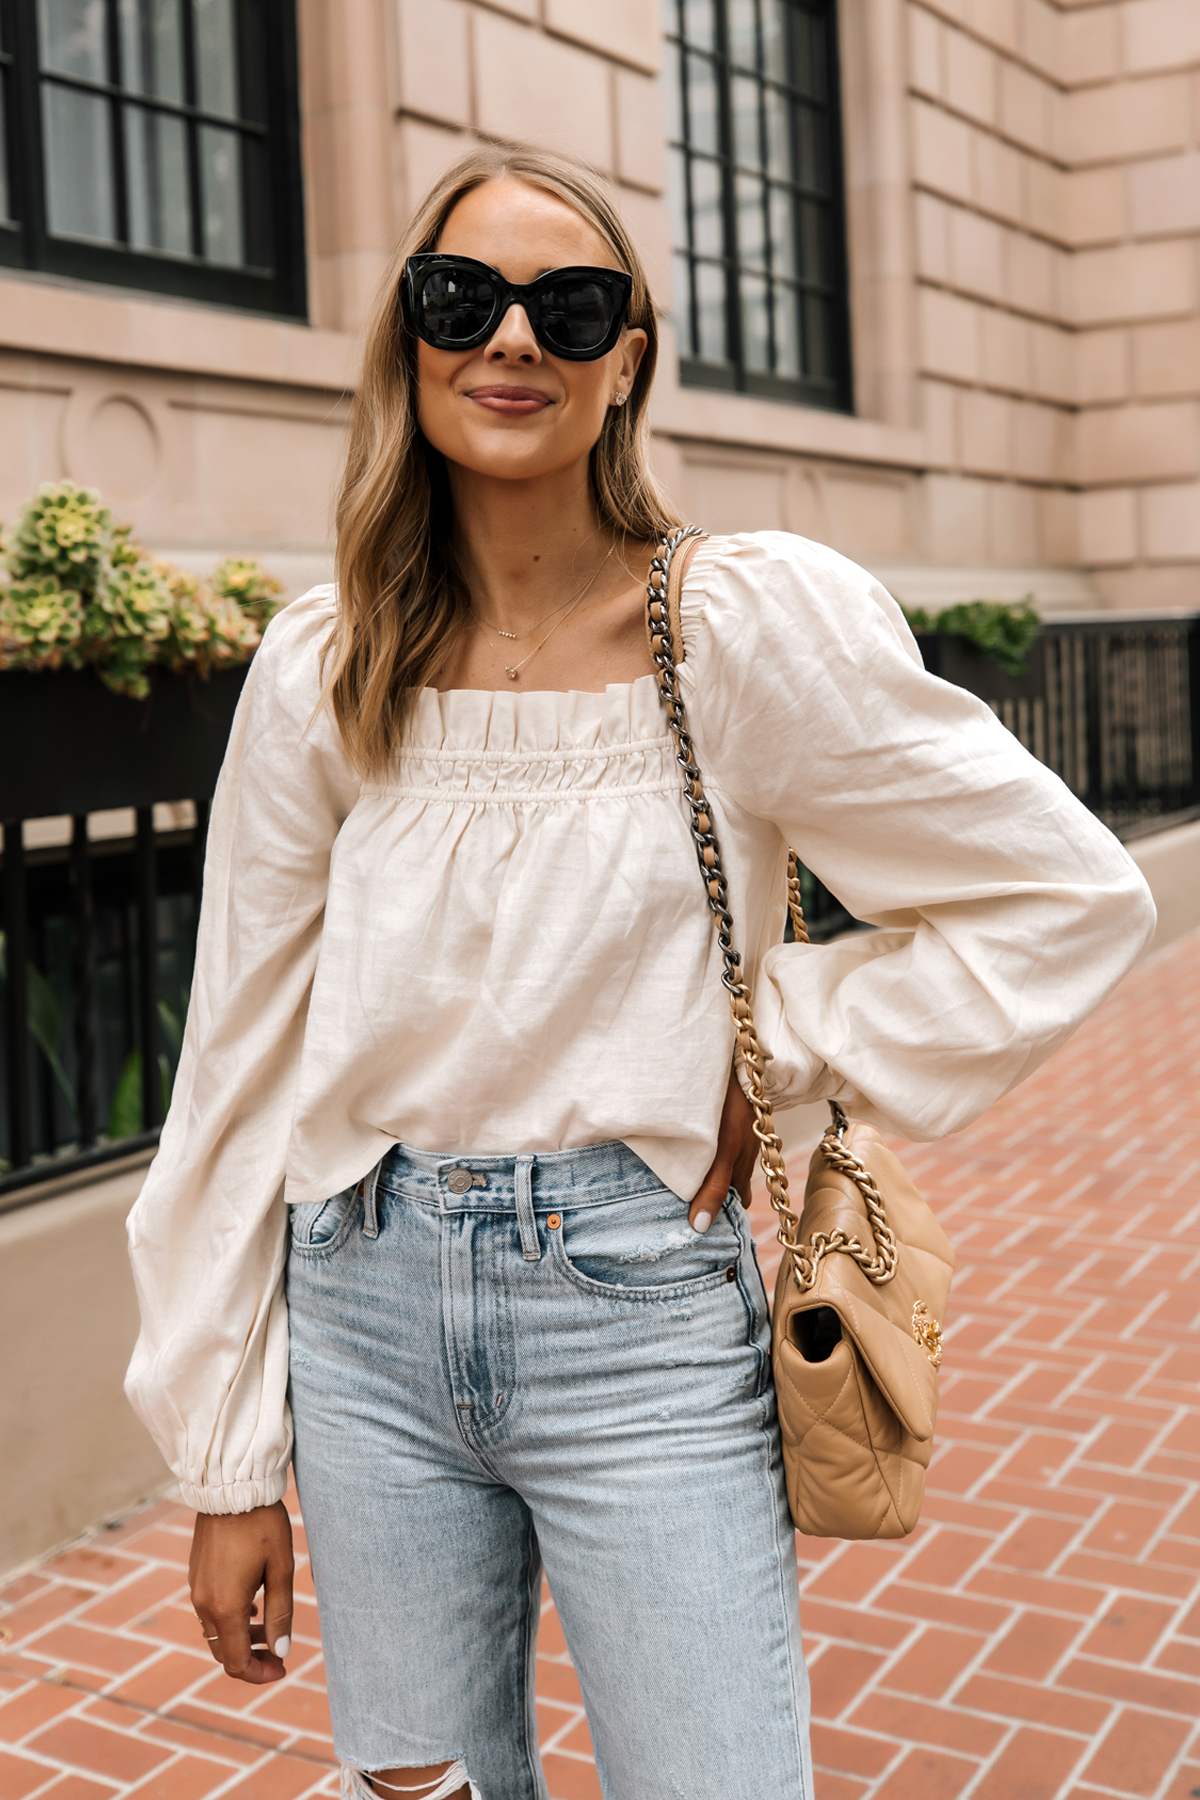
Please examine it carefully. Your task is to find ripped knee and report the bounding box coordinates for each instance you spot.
[340,1759,479,1800]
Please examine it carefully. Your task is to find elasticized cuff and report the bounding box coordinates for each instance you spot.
[178,1471,289,1515]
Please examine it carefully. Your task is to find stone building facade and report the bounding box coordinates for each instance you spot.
[1,0,1197,614]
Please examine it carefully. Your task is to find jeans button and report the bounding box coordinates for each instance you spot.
[447,1169,473,1194]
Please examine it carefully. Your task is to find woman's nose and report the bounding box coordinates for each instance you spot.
[485,302,541,363]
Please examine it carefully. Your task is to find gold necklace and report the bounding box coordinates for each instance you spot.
[469,585,579,645]
[474,543,615,682]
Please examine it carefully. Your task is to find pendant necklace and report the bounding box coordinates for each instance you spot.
[469,584,579,646]
[473,543,615,682]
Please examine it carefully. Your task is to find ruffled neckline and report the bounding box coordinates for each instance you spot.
[405,671,667,756]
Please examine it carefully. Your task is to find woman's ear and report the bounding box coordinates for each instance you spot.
[617,328,648,395]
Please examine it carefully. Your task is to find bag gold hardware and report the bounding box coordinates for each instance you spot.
[647,525,956,1540]
[911,1300,944,1369]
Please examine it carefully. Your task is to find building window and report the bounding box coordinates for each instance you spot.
[664,0,851,409]
[0,0,305,316]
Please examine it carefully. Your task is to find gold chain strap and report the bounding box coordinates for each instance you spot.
[648,528,898,1294]
[786,850,809,945]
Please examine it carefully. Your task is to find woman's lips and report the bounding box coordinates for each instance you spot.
[466,386,552,415]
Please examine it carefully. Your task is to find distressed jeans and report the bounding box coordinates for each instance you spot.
[286,1139,812,1800]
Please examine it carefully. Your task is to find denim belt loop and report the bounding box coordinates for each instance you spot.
[361,1157,383,1240]
[514,1155,539,1262]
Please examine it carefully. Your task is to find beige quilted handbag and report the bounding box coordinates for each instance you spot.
[647,526,956,1541]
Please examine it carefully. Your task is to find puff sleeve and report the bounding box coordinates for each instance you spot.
[124,589,359,1514]
[681,534,1156,1141]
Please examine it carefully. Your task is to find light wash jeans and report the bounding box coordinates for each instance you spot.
[286,1140,812,1800]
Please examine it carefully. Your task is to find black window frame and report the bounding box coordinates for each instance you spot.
[665,0,853,411]
[0,0,306,318]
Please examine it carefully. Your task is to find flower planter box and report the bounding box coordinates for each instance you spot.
[0,666,249,822]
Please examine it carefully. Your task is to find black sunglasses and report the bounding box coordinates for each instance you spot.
[404,254,634,361]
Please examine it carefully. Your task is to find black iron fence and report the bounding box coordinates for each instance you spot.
[2,611,1197,1200]
[1,668,246,1202]
[1,812,206,1184]
[915,613,1200,838]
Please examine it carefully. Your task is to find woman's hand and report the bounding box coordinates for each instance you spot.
[690,1066,758,1232]
[189,1501,294,1684]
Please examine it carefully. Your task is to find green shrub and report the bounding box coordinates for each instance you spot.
[0,482,281,697]
[211,556,284,628]
[157,563,261,681]
[902,596,1041,680]
[0,576,85,668]
[82,559,174,699]
[3,481,115,592]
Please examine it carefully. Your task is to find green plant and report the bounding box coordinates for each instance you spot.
[0,932,76,1121]
[106,994,186,1139]
[212,556,284,627]
[0,482,281,698]
[158,564,261,679]
[0,933,189,1158]
[2,481,115,591]
[902,596,1041,680]
[82,559,175,699]
[0,576,85,669]
[158,566,214,670]
[106,1048,172,1140]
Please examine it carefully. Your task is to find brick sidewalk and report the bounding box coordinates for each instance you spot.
[2,927,1199,1800]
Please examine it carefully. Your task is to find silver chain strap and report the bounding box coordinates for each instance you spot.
[647,526,898,1293]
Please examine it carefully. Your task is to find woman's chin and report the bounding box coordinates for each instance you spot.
[443,440,593,486]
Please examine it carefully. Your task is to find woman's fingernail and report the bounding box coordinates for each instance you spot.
[693,1210,712,1234]
[273,1635,290,1659]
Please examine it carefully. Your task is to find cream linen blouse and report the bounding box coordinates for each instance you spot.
[125,531,1156,1514]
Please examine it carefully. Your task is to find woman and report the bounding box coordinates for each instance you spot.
[126,147,1154,1800]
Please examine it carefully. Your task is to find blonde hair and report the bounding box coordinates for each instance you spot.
[326,144,681,777]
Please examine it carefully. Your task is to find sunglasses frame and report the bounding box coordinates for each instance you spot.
[404,254,635,362]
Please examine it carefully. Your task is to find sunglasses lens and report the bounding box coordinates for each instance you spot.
[419,267,498,344]
[536,278,617,353]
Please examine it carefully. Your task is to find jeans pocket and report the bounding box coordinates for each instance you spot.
[289,1186,359,1255]
[551,1188,742,1300]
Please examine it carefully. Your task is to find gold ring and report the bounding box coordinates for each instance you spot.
[203,1633,220,1642]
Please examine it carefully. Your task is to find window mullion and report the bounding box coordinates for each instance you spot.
[683,156,699,362]
[139,8,164,247]
[10,0,47,261]
[713,1,742,384]
[671,1,700,364]
[786,0,811,381]
[821,0,853,408]
[674,5,700,362]
[0,0,13,233]
[757,0,778,376]
[235,0,254,263]
[104,0,129,245]
[180,0,204,258]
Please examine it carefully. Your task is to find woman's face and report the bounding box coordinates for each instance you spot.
[413,178,647,486]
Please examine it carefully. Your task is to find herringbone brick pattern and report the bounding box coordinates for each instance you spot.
[2,928,1198,1800]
